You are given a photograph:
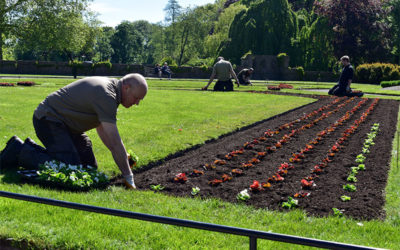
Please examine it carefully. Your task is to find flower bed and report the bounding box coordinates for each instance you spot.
[17,81,35,86]
[134,95,399,220]
[0,82,15,87]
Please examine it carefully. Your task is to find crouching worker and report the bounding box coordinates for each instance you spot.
[328,55,363,97]
[0,73,148,189]
[202,57,240,91]
[237,68,254,86]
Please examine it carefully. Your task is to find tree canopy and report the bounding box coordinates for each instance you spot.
[2,0,400,71]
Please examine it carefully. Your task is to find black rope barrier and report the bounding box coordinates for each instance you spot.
[0,191,378,250]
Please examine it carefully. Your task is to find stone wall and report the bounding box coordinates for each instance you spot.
[0,58,337,82]
[240,54,337,82]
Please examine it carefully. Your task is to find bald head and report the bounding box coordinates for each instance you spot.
[121,73,148,92]
[120,73,148,108]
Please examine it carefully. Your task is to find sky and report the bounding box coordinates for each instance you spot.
[89,0,217,27]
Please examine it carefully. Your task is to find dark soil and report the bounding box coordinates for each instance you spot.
[129,95,398,220]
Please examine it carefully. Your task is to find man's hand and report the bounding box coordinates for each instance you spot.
[124,174,136,189]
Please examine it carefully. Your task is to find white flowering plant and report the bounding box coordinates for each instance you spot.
[236,189,250,201]
[36,160,109,190]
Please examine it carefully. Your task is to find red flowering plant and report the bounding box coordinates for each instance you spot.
[214,159,226,165]
[17,81,35,86]
[256,151,267,159]
[278,83,293,89]
[258,136,267,141]
[294,191,310,198]
[243,142,255,149]
[202,163,216,170]
[250,180,263,192]
[267,85,280,90]
[174,173,187,183]
[0,82,15,87]
[249,158,260,164]
[231,169,244,176]
[301,179,314,189]
[269,173,284,183]
[289,152,304,163]
[240,163,253,169]
[221,174,232,182]
[208,179,223,186]
[312,165,323,174]
[189,169,204,177]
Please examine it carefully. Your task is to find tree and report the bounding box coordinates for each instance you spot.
[14,0,96,61]
[110,21,144,64]
[288,0,315,11]
[0,0,28,60]
[164,0,182,24]
[314,0,390,65]
[94,27,115,62]
[221,0,298,64]
[204,1,247,61]
[389,0,400,64]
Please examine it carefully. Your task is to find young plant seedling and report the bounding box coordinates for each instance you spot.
[341,195,351,202]
[282,197,298,209]
[127,149,139,168]
[358,164,366,171]
[343,184,356,192]
[332,208,344,217]
[150,184,165,192]
[351,167,359,174]
[191,187,200,196]
[355,154,366,164]
[347,175,357,182]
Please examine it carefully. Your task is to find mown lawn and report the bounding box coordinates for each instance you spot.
[0,78,399,249]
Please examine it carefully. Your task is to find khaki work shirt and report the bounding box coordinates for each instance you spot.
[212,60,234,81]
[34,77,122,133]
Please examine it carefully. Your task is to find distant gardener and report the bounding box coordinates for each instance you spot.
[328,55,364,97]
[237,67,254,86]
[0,73,148,189]
[203,56,240,91]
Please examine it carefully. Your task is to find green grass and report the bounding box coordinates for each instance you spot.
[0,78,399,249]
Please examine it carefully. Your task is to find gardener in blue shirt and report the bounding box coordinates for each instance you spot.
[0,73,148,189]
[328,55,364,97]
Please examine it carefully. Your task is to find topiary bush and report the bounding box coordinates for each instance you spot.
[356,63,400,84]
[380,80,400,88]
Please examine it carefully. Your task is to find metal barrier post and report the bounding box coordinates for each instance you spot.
[249,236,257,250]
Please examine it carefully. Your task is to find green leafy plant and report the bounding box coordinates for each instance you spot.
[347,175,357,182]
[37,160,109,190]
[191,187,200,196]
[236,189,250,201]
[351,167,359,174]
[127,149,139,168]
[341,195,351,202]
[282,197,298,209]
[355,154,366,163]
[332,208,344,217]
[358,164,366,171]
[150,184,165,192]
[343,184,357,192]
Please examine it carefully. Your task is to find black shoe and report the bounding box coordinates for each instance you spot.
[0,136,24,171]
[24,137,46,152]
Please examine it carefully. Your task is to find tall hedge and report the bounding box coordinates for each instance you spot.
[355,63,400,84]
[221,0,298,64]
